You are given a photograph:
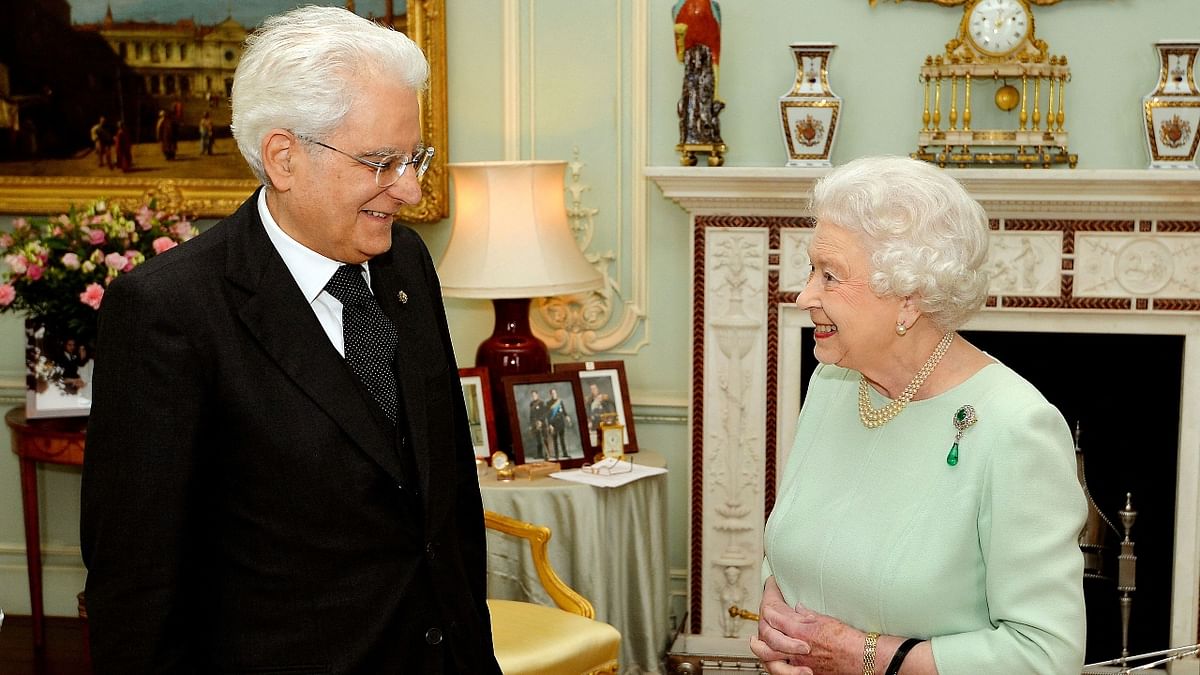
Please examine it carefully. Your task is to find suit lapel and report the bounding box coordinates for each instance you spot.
[224,196,407,486]
[370,253,435,505]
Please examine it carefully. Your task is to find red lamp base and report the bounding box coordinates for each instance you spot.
[476,298,550,454]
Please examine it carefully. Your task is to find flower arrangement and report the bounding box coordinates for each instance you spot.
[0,198,198,345]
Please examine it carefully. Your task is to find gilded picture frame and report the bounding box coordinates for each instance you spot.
[0,0,448,222]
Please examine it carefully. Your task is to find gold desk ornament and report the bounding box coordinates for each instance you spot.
[513,461,561,480]
[491,451,515,482]
[599,418,626,461]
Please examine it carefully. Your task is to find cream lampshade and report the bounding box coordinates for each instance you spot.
[438,161,602,450]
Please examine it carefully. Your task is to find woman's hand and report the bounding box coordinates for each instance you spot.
[750,576,863,675]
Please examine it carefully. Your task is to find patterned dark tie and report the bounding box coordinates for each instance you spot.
[323,264,400,424]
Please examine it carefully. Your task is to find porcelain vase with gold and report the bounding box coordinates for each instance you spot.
[1143,40,1200,169]
[779,42,841,167]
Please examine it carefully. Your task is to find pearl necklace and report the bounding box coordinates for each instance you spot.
[857,332,954,429]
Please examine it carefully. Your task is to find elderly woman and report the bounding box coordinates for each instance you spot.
[752,156,1086,675]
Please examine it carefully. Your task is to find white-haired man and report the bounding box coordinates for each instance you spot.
[82,7,500,673]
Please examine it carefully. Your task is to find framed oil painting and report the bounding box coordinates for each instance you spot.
[501,373,590,469]
[459,367,499,461]
[0,0,448,221]
[554,360,639,455]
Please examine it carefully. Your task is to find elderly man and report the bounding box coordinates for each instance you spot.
[81,7,500,674]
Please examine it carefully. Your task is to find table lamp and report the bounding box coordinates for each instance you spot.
[438,161,603,449]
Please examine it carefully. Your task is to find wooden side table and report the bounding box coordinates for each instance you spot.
[5,406,87,651]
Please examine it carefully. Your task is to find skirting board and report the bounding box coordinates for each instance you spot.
[0,544,85,617]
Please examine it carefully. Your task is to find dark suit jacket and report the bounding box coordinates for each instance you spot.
[81,191,500,675]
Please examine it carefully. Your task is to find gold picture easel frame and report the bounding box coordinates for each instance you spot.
[0,0,448,222]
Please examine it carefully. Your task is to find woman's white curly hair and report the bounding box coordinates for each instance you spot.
[231,5,429,186]
[811,155,990,331]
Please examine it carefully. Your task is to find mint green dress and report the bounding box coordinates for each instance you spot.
[763,363,1086,674]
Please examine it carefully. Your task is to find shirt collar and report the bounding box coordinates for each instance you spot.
[257,189,370,302]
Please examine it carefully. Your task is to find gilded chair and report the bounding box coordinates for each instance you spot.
[484,510,621,675]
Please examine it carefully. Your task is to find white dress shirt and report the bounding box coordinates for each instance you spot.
[257,189,373,357]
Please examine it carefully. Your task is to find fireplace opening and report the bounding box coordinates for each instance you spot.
[796,328,1184,663]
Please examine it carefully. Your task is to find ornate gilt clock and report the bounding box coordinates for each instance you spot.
[872,0,1078,168]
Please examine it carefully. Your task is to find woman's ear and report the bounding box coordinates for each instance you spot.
[261,130,296,191]
[897,295,923,331]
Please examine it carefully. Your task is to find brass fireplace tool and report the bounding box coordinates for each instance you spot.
[1077,424,1200,673]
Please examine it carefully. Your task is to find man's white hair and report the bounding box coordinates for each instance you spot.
[231,5,428,185]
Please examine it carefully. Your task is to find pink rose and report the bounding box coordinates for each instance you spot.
[104,252,127,271]
[12,218,28,230]
[136,206,154,230]
[171,221,195,241]
[79,283,104,310]
[0,284,14,307]
[62,252,81,269]
[88,229,107,245]
[5,254,26,275]
[0,234,12,248]
[152,236,178,254]
[26,264,43,281]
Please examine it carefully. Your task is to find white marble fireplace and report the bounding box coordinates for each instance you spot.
[648,167,1200,672]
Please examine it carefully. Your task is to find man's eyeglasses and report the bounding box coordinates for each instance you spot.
[298,135,434,188]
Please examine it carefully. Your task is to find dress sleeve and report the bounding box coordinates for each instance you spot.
[929,398,1087,674]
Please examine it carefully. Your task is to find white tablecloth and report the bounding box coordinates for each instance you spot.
[480,450,670,675]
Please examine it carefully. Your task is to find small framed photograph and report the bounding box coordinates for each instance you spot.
[459,367,499,461]
[24,318,94,419]
[553,360,638,455]
[501,373,590,469]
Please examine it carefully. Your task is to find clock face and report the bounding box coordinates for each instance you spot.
[967,0,1029,56]
[602,426,625,459]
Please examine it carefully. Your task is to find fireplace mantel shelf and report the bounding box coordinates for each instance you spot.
[646,166,1200,219]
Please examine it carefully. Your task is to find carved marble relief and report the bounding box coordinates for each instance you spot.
[704,229,768,637]
[1074,233,1200,298]
[984,232,1062,297]
[780,230,815,293]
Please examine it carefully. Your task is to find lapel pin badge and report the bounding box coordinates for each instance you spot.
[947,404,977,467]
[397,290,408,304]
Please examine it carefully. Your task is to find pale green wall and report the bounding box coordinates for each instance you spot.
[1,0,1196,620]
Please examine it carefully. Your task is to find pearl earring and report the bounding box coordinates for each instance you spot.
[896,322,907,336]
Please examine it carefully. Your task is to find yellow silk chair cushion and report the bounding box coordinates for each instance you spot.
[489,599,620,675]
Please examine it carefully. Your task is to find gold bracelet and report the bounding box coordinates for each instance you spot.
[862,631,881,675]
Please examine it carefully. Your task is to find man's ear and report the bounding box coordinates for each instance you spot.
[262,130,297,191]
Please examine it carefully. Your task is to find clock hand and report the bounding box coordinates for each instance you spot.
[993,10,1008,32]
